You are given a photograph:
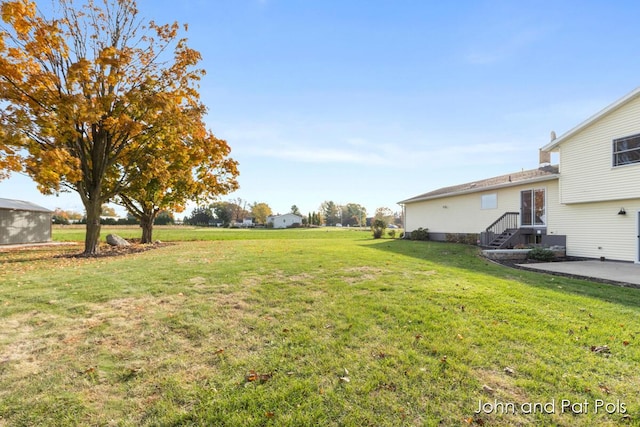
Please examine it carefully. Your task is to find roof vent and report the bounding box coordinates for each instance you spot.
[550,130,556,141]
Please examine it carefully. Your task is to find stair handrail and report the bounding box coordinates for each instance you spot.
[485,212,519,236]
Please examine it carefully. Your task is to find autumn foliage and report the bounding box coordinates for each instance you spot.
[0,0,238,253]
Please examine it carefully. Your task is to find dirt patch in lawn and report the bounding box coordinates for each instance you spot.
[60,241,174,259]
[342,266,384,284]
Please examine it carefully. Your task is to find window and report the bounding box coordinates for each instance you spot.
[481,193,497,209]
[613,134,640,167]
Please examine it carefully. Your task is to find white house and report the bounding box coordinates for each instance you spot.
[267,213,303,229]
[541,88,640,262]
[400,87,640,263]
[400,165,561,247]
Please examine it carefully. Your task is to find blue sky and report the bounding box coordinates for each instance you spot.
[2,0,640,218]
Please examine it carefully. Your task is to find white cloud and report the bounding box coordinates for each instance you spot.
[244,144,392,166]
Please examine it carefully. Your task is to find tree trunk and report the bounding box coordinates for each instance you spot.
[83,198,102,255]
[140,212,158,244]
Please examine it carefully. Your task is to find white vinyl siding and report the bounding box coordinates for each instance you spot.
[546,199,640,261]
[558,94,640,205]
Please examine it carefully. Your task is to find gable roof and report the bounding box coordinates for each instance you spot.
[0,198,52,213]
[542,87,640,151]
[398,165,559,205]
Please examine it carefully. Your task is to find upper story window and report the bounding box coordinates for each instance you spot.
[613,133,640,167]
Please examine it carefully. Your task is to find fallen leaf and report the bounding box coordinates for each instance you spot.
[482,384,495,395]
[265,411,275,418]
[258,373,272,382]
[375,382,396,392]
[599,384,611,394]
[504,367,515,376]
[245,370,258,382]
[214,348,224,355]
[623,340,630,346]
[245,370,273,383]
[590,345,610,354]
[457,334,464,340]
[339,376,350,383]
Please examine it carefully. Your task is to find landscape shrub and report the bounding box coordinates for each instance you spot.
[387,229,396,239]
[445,233,479,245]
[372,219,386,239]
[52,215,69,225]
[528,247,555,262]
[410,227,429,241]
[463,233,480,245]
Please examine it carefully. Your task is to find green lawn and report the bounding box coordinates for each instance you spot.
[0,227,638,426]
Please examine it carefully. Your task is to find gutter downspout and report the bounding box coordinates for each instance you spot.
[399,203,407,238]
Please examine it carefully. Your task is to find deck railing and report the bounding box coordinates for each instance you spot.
[481,212,519,246]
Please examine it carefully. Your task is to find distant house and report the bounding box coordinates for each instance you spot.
[267,213,303,229]
[400,87,640,263]
[0,198,53,245]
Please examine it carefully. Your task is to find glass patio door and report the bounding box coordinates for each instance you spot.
[520,189,545,227]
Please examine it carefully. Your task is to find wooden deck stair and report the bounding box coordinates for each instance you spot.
[487,229,518,249]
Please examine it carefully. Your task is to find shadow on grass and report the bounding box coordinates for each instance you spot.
[0,249,77,264]
[364,238,640,310]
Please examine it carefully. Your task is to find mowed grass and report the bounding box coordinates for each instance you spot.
[0,228,639,426]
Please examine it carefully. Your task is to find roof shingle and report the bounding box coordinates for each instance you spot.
[399,165,559,204]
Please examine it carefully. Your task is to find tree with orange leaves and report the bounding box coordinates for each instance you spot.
[0,0,238,254]
[118,126,238,243]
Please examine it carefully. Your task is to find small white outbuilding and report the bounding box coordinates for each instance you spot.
[0,198,53,245]
[266,213,303,229]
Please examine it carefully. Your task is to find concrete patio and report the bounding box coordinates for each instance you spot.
[516,260,640,287]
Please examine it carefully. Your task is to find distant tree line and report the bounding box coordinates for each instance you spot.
[181,199,404,229]
[53,207,174,226]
